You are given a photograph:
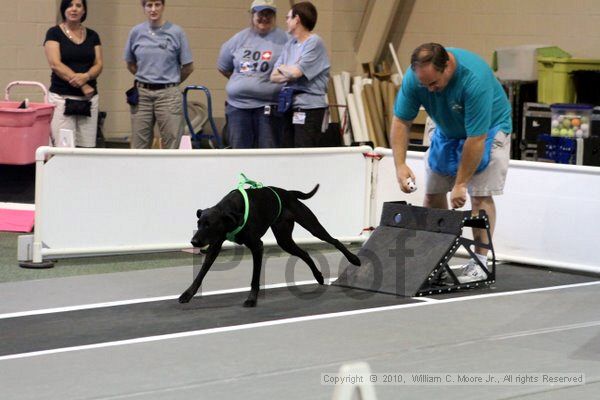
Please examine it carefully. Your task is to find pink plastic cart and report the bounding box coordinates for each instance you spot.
[0,81,55,165]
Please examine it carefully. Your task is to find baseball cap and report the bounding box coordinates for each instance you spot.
[251,0,276,12]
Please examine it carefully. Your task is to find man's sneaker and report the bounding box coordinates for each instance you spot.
[457,260,487,283]
[438,262,469,282]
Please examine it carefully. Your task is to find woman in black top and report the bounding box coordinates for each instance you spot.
[44,0,103,147]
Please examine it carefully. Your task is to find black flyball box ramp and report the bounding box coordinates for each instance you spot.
[334,202,496,297]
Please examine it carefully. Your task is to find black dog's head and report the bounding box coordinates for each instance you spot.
[191,208,237,248]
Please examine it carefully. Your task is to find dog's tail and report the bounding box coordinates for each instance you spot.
[291,184,319,200]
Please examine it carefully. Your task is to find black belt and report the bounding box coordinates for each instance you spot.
[136,82,178,90]
[291,106,327,112]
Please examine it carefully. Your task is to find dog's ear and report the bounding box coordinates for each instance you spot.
[196,209,203,219]
[223,211,238,228]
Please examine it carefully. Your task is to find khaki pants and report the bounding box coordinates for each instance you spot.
[130,86,183,149]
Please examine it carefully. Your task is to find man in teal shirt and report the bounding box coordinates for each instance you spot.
[391,43,512,283]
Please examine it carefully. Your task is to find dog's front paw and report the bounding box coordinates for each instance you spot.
[314,271,324,285]
[178,291,194,303]
[243,299,257,307]
[349,254,361,266]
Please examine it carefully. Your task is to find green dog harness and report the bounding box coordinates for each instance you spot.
[226,173,282,242]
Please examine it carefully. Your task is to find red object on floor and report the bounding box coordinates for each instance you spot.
[0,208,35,232]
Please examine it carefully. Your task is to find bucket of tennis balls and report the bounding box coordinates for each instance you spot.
[550,103,593,138]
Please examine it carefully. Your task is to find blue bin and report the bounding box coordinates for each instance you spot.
[537,134,576,164]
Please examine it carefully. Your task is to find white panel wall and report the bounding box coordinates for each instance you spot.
[34,147,372,258]
[373,148,600,274]
[493,160,600,273]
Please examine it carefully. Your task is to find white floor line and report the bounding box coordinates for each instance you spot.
[491,320,600,341]
[1,280,599,362]
[0,279,335,320]
[424,280,600,304]
[414,297,438,303]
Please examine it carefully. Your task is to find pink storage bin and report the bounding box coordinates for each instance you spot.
[0,81,55,165]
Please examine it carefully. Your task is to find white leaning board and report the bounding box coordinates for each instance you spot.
[373,148,600,274]
[34,147,372,259]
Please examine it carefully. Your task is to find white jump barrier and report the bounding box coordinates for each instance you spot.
[21,145,600,275]
[373,148,600,274]
[26,146,373,263]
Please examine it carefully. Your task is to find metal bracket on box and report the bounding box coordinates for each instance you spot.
[424,213,496,296]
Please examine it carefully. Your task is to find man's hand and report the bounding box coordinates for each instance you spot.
[396,164,416,193]
[450,183,468,209]
[452,133,485,208]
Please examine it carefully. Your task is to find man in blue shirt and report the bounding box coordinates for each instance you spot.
[391,43,512,283]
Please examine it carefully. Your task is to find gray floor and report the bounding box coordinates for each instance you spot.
[0,251,599,400]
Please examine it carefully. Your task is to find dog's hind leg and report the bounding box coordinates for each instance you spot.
[271,220,324,285]
[179,242,223,303]
[289,202,361,266]
[244,241,264,307]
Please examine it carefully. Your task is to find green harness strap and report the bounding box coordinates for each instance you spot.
[226,173,282,242]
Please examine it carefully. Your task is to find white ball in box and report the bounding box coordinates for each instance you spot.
[550,104,592,138]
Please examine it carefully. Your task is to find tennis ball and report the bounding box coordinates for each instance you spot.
[562,118,572,128]
[552,128,560,136]
[560,128,568,136]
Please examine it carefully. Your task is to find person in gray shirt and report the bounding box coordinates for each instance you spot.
[217,0,288,148]
[124,0,194,149]
[271,1,330,148]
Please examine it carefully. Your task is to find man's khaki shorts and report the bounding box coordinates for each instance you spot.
[424,128,511,197]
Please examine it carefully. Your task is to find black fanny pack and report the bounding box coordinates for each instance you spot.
[64,98,92,117]
[125,85,139,106]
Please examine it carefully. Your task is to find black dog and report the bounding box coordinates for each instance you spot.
[179,184,361,307]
